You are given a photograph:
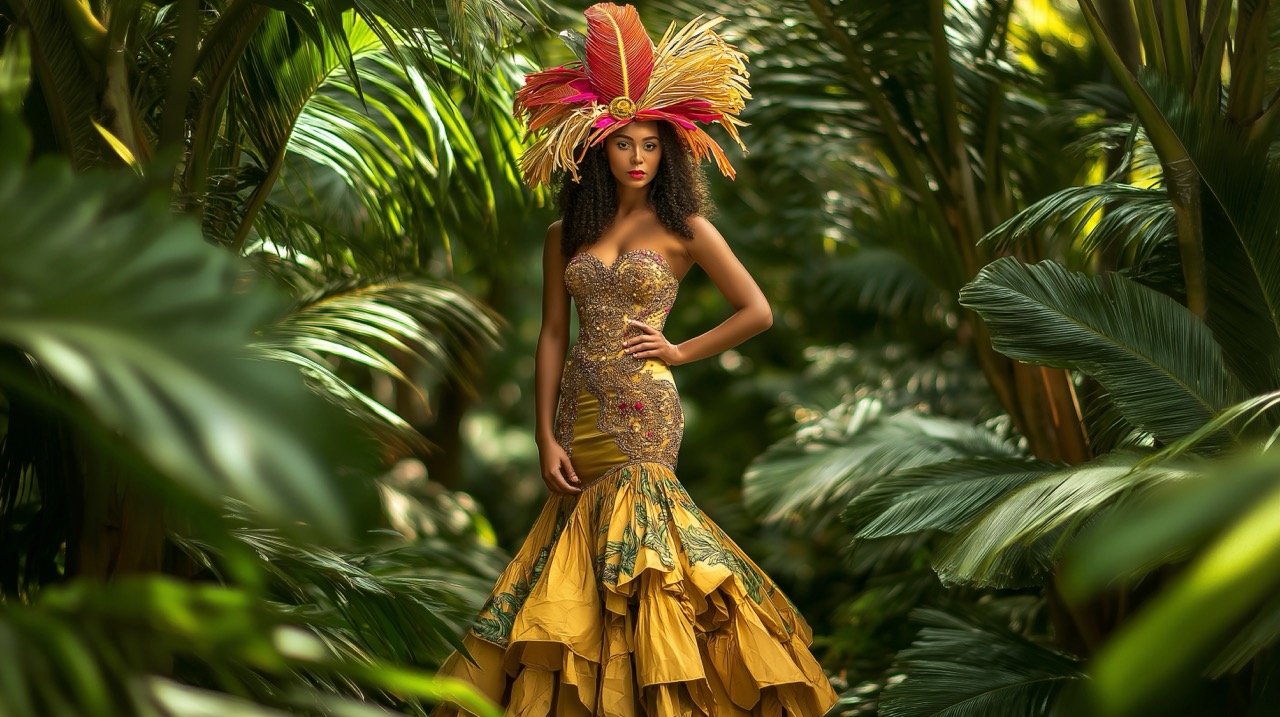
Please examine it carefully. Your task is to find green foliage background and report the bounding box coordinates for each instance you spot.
[6,0,1280,716]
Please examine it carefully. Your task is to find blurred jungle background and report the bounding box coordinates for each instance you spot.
[4,0,1280,715]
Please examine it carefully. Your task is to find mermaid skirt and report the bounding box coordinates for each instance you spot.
[433,388,838,716]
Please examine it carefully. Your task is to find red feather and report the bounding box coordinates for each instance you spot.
[584,3,655,101]
[515,66,590,111]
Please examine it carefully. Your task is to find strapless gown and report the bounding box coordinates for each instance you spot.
[433,249,838,716]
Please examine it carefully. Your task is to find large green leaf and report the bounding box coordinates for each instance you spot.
[959,257,1245,446]
[0,574,501,717]
[0,152,378,541]
[1063,448,1280,684]
[1061,452,1268,600]
[1205,591,1280,679]
[1081,455,1280,715]
[880,607,1085,717]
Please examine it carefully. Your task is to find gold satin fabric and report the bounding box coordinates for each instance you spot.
[566,387,633,485]
[432,390,839,716]
[570,358,677,484]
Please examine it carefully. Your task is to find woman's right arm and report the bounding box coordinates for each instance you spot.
[534,220,581,494]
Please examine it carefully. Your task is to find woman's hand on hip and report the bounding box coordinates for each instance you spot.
[537,439,581,494]
[624,319,685,365]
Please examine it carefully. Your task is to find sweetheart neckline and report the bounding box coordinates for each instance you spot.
[568,248,678,282]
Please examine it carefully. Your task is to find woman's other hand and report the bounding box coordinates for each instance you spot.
[537,438,582,494]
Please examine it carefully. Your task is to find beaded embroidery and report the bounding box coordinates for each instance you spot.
[555,248,683,468]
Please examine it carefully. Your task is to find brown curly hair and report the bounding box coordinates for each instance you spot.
[556,121,709,258]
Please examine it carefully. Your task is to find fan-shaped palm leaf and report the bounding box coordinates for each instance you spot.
[959,257,1246,446]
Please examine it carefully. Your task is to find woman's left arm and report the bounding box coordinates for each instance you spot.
[625,215,772,366]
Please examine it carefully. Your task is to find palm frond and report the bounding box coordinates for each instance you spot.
[256,0,542,95]
[345,0,543,80]
[843,191,969,297]
[13,0,104,166]
[230,12,385,249]
[768,342,1002,437]
[1075,379,1157,455]
[743,398,1020,531]
[174,507,501,671]
[981,183,1175,269]
[1062,451,1271,600]
[256,279,502,454]
[879,606,1084,717]
[936,452,1196,588]
[1142,390,1280,463]
[231,13,530,270]
[960,258,1246,446]
[845,457,1056,540]
[809,249,954,331]
[1142,75,1280,396]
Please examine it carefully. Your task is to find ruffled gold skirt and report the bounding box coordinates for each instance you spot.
[433,389,838,716]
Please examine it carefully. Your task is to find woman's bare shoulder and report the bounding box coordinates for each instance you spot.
[686,214,716,234]
[685,214,729,252]
[545,219,565,254]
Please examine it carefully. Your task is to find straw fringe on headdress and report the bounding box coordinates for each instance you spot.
[514,3,751,187]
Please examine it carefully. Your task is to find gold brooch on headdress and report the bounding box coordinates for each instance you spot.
[513,2,751,187]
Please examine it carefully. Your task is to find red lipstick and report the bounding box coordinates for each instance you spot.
[627,170,646,179]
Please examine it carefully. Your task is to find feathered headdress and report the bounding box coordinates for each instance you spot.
[513,2,751,187]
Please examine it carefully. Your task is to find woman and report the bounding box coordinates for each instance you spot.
[433,5,838,715]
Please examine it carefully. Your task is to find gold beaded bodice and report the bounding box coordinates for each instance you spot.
[555,248,683,468]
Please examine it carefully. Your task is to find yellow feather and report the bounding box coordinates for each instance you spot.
[603,13,631,98]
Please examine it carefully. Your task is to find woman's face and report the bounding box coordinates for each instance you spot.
[605,120,663,190]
